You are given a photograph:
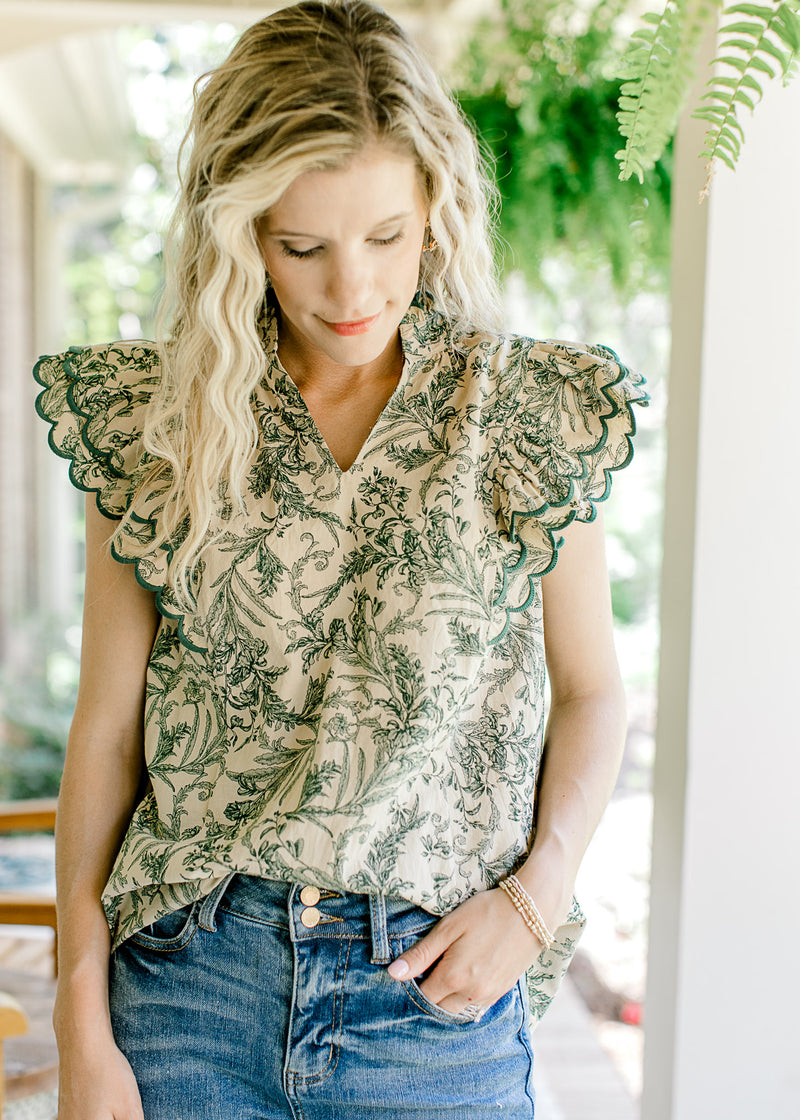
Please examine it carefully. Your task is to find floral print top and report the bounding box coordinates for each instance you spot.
[34,300,646,1022]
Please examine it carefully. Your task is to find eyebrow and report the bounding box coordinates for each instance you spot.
[267,212,412,238]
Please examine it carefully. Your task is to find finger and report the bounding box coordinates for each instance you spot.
[437,992,477,1017]
[386,920,456,980]
[417,966,479,1009]
[416,948,484,1006]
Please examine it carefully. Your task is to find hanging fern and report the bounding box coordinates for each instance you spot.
[694,2,800,193]
[616,0,715,182]
[454,0,671,294]
[615,0,800,192]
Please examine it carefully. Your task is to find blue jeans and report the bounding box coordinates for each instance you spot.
[109,874,536,1118]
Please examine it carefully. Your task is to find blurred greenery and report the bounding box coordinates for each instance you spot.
[0,619,80,799]
[453,0,672,296]
[61,190,165,345]
[60,22,240,346]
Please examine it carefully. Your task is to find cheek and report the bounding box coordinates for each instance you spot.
[401,242,425,287]
[262,245,283,277]
[260,242,296,290]
[264,259,303,304]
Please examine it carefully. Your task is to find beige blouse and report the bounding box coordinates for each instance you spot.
[34,300,646,1022]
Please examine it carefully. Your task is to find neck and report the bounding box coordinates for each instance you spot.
[277,326,404,397]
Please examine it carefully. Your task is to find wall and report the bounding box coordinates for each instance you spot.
[0,131,38,660]
[643,66,800,1120]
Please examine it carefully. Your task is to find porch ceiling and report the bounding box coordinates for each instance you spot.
[0,1,469,56]
[0,29,133,182]
[0,0,490,182]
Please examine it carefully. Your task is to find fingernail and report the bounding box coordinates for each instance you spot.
[388,959,409,979]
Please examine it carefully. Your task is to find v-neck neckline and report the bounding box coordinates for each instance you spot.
[259,300,430,477]
[278,355,408,475]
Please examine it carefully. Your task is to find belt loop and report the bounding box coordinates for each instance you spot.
[369,893,391,964]
[197,871,236,932]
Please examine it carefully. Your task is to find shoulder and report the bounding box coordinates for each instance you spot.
[402,307,535,391]
[447,320,637,387]
[403,308,646,432]
[419,308,636,385]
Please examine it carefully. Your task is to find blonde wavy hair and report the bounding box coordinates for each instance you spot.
[118,0,501,606]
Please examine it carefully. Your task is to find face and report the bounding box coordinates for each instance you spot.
[257,144,428,373]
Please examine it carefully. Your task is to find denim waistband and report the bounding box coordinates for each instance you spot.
[195,873,439,966]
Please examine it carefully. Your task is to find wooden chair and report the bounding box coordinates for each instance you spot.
[0,798,58,1109]
[0,993,27,1116]
[0,799,58,976]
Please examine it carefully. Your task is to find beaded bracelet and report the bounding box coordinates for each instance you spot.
[498,874,555,952]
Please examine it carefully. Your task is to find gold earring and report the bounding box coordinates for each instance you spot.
[423,223,439,252]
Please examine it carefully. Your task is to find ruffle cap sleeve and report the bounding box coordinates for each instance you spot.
[492,338,648,573]
[34,341,162,518]
[35,341,217,653]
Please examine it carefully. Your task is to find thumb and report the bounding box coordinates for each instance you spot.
[387,921,450,980]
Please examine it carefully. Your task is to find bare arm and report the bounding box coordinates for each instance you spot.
[517,508,627,919]
[387,511,627,1013]
[54,495,159,1119]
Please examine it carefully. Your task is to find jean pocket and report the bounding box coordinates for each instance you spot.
[127,902,199,953]
[401,975,475,1025]
[392,930,474,1026]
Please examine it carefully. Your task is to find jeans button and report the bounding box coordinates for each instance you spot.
[300,906,321,928]
[299,885,321,906]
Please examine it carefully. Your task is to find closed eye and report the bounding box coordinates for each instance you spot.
[279,230,405,260]
[280,243,322,260]
[371,230,405,247]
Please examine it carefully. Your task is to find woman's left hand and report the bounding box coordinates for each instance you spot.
[386,885,557,1019]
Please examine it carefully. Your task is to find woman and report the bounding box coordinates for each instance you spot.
[34,1,647,1117]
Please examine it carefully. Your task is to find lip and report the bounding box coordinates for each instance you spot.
[322,313,381,337]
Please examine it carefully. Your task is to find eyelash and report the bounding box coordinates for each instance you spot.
[280,231,405,260]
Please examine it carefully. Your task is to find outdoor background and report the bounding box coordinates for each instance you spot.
[0,1,671,1112]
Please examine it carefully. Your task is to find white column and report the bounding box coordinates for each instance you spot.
[643,67,800,1120]
[0,132,37,658]
[33,176,81,623]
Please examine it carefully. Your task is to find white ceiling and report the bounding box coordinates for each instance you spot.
[0,0,491,182]
[0,1,465,56]
[0,30,133,181]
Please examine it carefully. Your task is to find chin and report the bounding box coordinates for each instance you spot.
[315,318,400,362]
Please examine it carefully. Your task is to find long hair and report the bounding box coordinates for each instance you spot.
[117,0,501,606]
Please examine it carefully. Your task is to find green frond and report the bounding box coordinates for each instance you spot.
[748,54,778,74]
[615,0,720,182]
[722,20,772,34]
[737,71,768,88]
[694,0,800,189]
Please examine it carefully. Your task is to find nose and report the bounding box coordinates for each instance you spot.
[324,248,374,316]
